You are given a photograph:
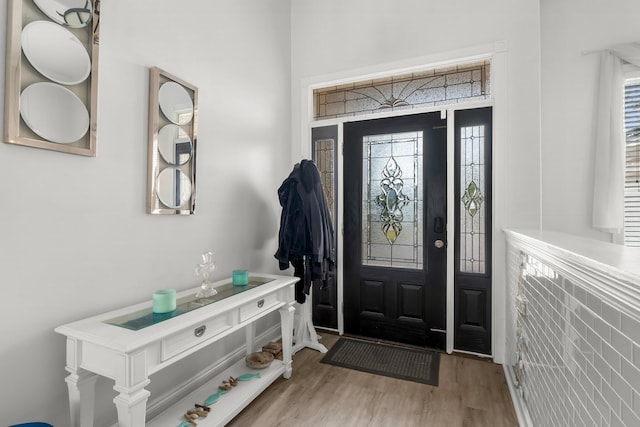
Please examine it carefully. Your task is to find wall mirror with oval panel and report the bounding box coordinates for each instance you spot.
[147,67,198,215]
[4,0,99,156]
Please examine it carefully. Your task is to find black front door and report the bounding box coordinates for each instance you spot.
[343,113,447,349]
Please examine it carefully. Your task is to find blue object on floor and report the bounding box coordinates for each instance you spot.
[10,423,53,427]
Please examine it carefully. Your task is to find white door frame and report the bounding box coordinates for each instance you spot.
[298,41,507,360]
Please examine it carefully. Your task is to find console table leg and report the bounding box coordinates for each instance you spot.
[279,304,295,379]
[113,387,151,427]
[245,321,256,355]
[65,369,99,427]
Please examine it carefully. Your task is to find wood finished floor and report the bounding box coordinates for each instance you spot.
[229,332,518,427]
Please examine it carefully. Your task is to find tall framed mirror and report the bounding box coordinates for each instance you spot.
[4,0,100,156]
[147,67,198,215]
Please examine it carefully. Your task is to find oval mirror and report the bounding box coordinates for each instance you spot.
[159,82,194,125]
[158,124,192,165]
[20,82,89,144]
[22,21,91,85]
[157,167,192,209]
[33,0,93,28]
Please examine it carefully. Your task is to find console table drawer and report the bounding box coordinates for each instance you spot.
[161,313,233,361]
[239,293,279,322]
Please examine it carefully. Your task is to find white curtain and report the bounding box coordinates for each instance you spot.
[593,43,640,233]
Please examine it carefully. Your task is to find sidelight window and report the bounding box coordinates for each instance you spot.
[313,138,336,224]
[459,125,487,273]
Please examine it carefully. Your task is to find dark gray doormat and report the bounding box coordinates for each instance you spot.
[320,337,440,386]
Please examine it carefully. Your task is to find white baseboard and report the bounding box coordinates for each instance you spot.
[503,364,533,427]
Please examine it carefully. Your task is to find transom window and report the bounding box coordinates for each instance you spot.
[313,61,490,120]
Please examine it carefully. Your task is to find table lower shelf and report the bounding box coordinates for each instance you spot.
[147,358,287,427]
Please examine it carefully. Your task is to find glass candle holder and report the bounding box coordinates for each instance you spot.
[232,270,249,286]
[152,289,176,313]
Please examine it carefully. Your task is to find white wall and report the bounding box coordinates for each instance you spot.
[0,0,291,425]
[0,1,558,424]
[290,0,542,362]
[540,0,640,240]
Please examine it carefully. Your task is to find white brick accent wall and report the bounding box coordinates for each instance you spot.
[505,230,640,427]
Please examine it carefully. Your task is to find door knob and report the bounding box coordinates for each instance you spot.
[434,239,445,249]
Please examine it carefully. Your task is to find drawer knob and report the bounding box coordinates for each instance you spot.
[194,325,206,337]
[257,299,264,308]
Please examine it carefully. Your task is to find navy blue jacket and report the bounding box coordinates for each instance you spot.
[274,160,335,302]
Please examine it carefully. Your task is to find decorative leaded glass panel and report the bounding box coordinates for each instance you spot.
[313,138,335,223]
[314,61,490,120]
[362,131,423,269]
[459,125,486,273]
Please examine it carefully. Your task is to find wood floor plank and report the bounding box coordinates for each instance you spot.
[229,333,518,427]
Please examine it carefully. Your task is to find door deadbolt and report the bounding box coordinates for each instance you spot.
[434,239,445,249]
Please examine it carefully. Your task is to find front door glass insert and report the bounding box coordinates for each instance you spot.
[362,131,423,269]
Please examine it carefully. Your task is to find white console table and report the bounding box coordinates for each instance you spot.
[55,274,298,427]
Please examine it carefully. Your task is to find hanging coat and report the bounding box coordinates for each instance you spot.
[274,160,335,303]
